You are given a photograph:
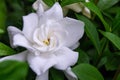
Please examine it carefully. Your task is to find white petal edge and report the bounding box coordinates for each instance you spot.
[53,47,78,70]
[13,34,33,51]
[0,51,28,62]
[37,3,44,16]
[7,26,22,48]
[35,70,49,80]
[33,0,49,11]
[27,53,57,75]
[59,17,84,48]
[22,13,38,41]
[43,2,63,21]
[70,42,80,50]
[64,67,78,80]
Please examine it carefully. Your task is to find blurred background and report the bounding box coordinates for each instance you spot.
[0,0,35,44]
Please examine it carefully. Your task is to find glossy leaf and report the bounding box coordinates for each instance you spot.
[84,2,110,31]
[105,54,120,71]
[100,30,120,50]
[50,68,64,80]
[100,38,108,52]
[76,14,101,54]
[112,11,120,32]
[75,49,89,64]
[0,60,28,80]
[0,43,15,56]
[0,0,7,33]
[73,63,104,80]
[43,0,55,7]
[97,57,107,68]
[97,0,119,10]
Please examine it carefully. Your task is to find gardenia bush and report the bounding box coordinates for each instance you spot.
[0,0,120,80]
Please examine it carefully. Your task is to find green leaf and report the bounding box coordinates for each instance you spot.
[0,29,4,34]
[97,0,119,10]
[60,0,84,7]
[100,38,108,52]
[73,63,104,80]
[76,14,101,54]
[103,45,120,71]
[50,68,64,80]
[103,46,120,71]
[84,2,110,31]
[0,0,7,32]
[0,60,28,80]
[43,0,55,7]
[105,54,120,71]
[97,57,107,68]
[106,7,120,14]
[112,11,120,32]
[116,74,120,80]
[99,30,120,50]
[75,49,89,64]
[0,42,15,56]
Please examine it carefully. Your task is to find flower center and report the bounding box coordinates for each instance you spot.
[43,38,50,46]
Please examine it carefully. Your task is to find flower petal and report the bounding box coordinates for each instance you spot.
[69,42,80,50]
[35,70,49,80]
[13,34,33,50]
[36,3,44,16]
[33,0,49,11]
[7,26,22,48]
[64,67,78,80]
[59,17,84,48]
[27,52,57,75]
[22,13,38,40]
[53,47,78,70]
[65,3,82,13]
[0,51,28,62]
[45,2,63,19]
[41,2,63,22]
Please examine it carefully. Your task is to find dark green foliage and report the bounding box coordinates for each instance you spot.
[0,0,120,80]
[0,60,28,80]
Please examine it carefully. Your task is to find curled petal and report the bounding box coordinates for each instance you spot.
[53,47,78,70]
[59,17,84,48]
[22,13,38,41]
[45,2,63,19]
[33,0,49,11]
[7,26,22,48]
[13,34,33,51]
[40,2,63,24]
[82,0,91,18]
[82,7,91,18]
[27,53,57,75]
[64,3,83,13]
[37,3,44,16]
[64,67,78,80]
[0,51,28,62]
[35,70,49,80]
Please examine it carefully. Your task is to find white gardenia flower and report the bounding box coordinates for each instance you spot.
[33,0,91,18]
[0,2,84,80]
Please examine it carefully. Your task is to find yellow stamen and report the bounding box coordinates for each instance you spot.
[43,39,50,45]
